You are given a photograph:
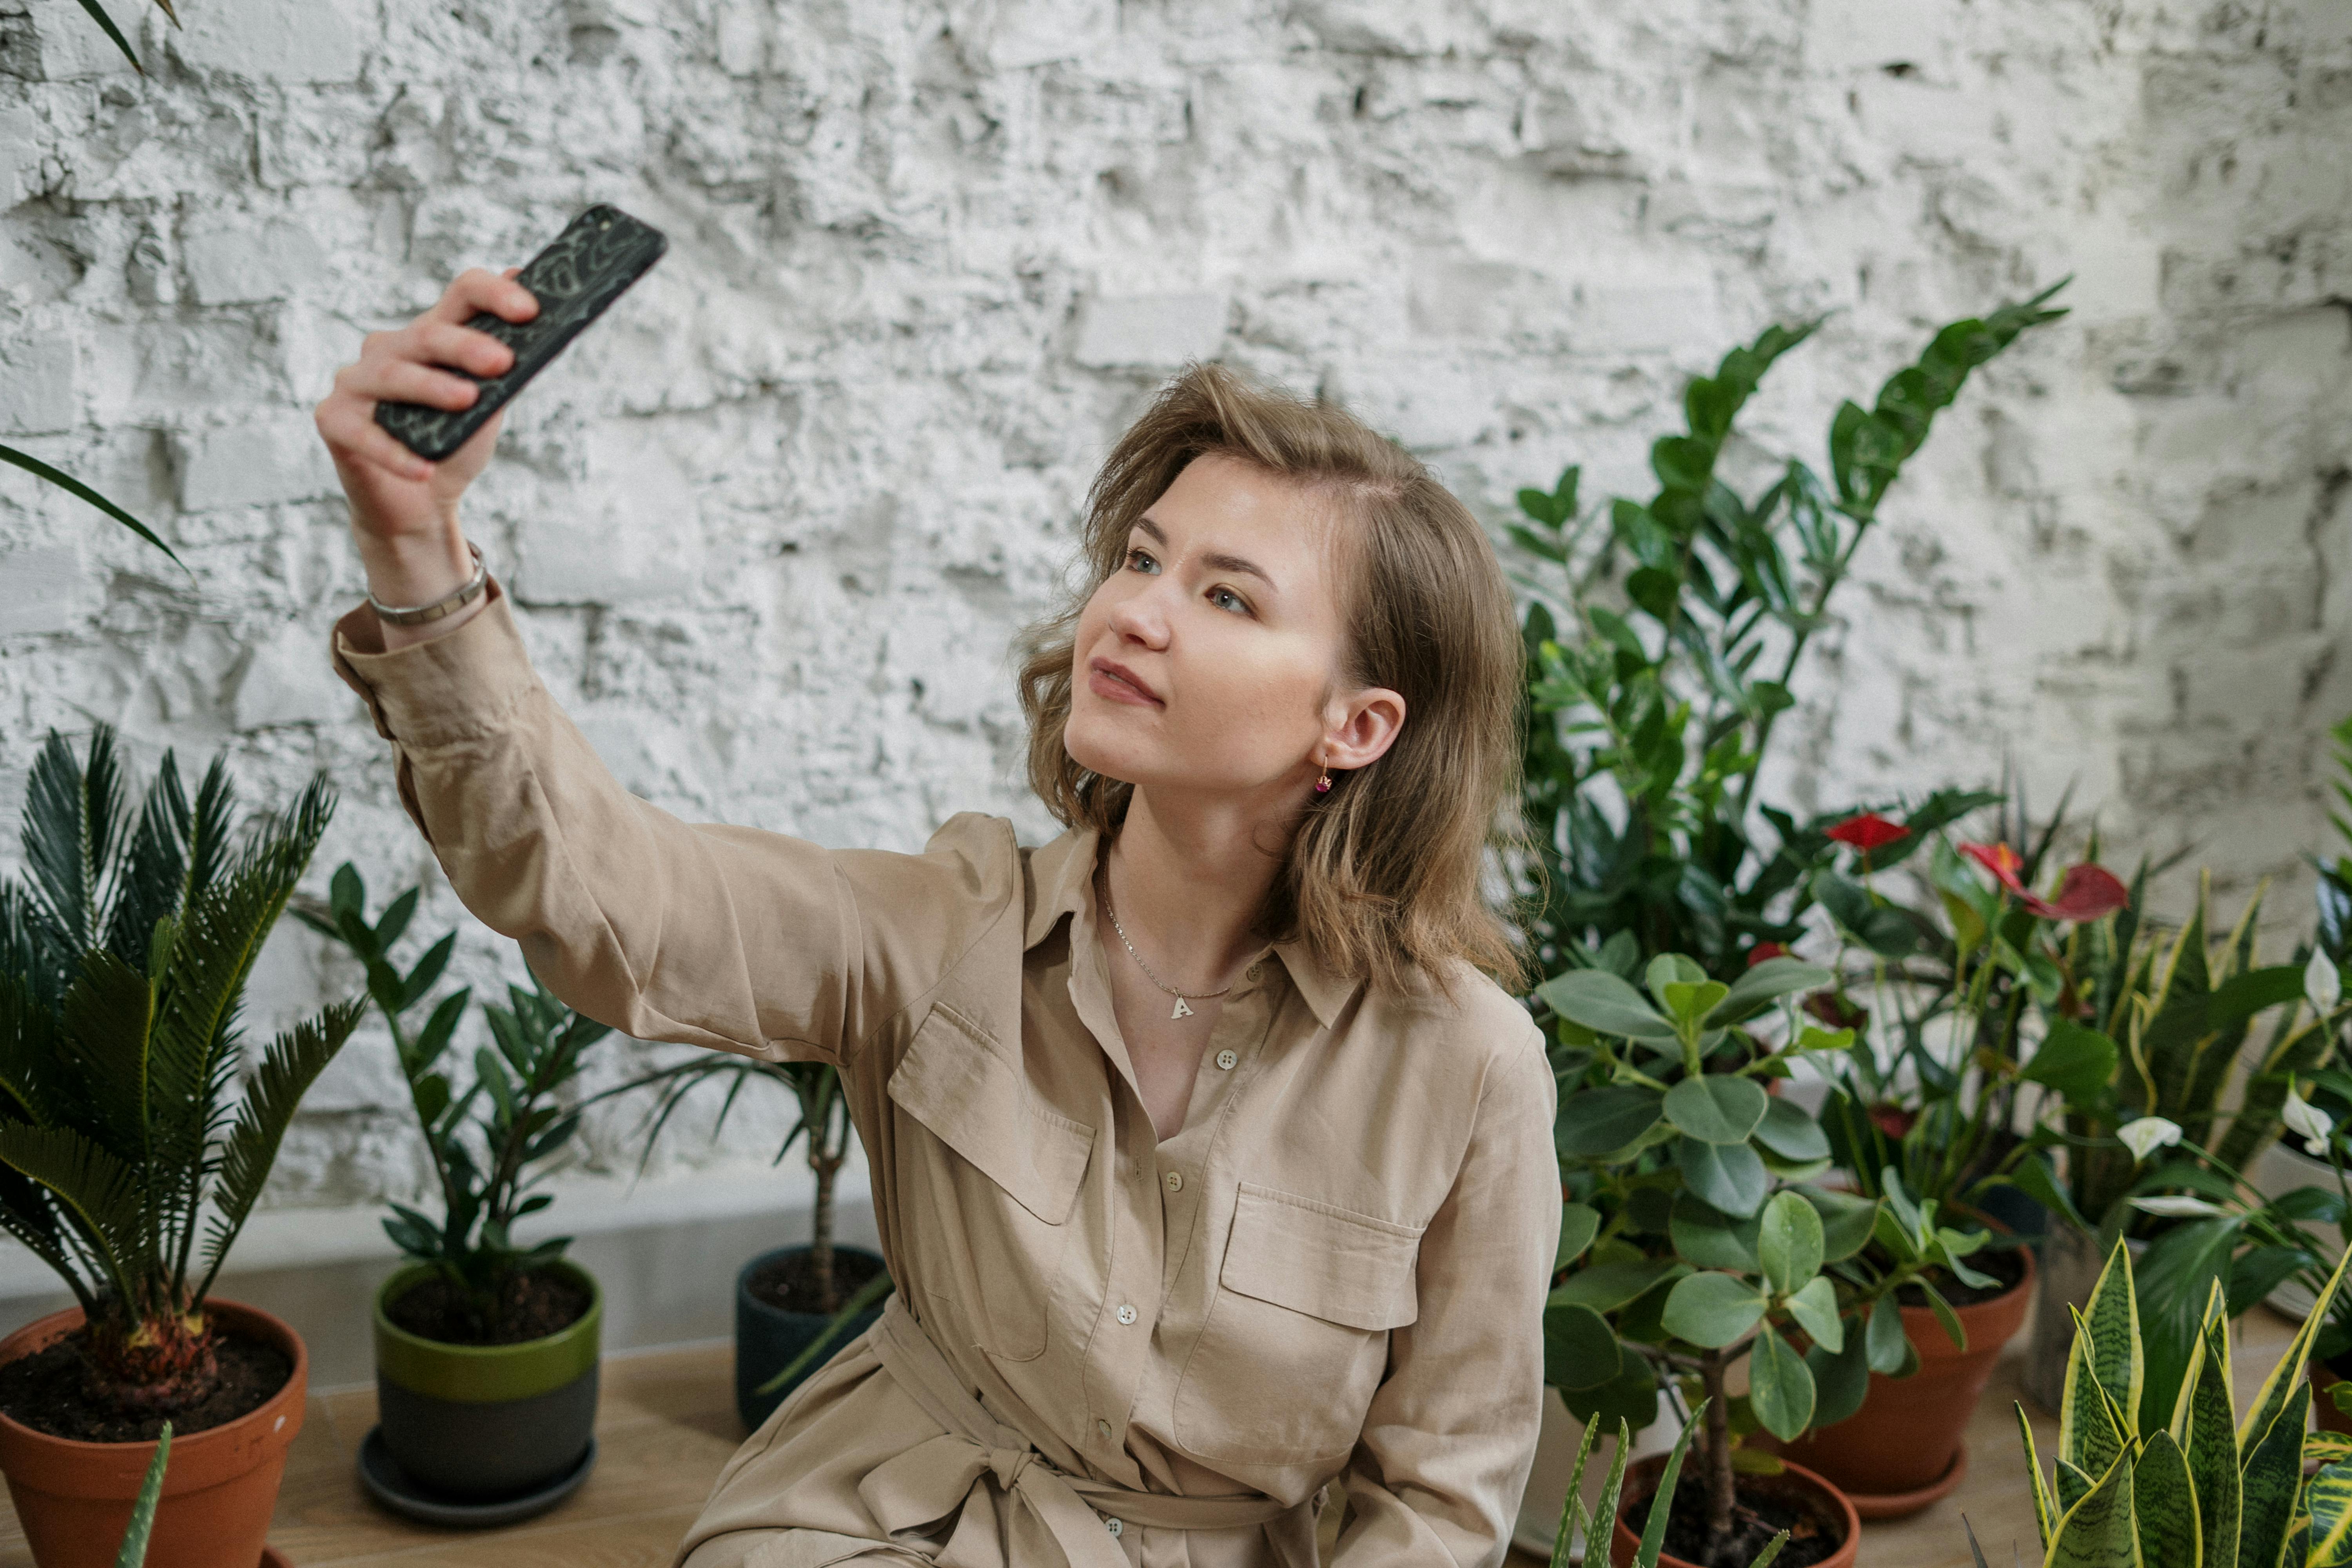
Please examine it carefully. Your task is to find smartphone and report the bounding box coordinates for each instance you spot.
[374,205,668,462]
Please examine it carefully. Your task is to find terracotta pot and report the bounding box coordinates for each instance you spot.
[0,1299,305,1568]
[1610,1452,1858,1568]
[1772,1243,2036,1515]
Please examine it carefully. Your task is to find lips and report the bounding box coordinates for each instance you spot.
[1089,658,1162,706]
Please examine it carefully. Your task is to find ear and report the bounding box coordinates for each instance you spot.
[1320,686,1406,771]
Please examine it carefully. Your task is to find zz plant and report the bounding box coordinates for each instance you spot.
[1544,951,1873,1562]
[298,864,611,1342]
[2015,1236,2352,1566]
[0,725,359,1407]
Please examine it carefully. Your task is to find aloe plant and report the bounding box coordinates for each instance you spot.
[1547,1398,1790,1568]
[113,1420,169,1568]
[0,725,360,1406]
[2016,1234,2352,1566]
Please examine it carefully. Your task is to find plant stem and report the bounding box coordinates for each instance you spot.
[1701,1349,1734,1553]
[810,1150,840,1314]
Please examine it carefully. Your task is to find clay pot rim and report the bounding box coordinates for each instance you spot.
[0,1298,307,1489]
[1610,1450,1860,1568]
[738,1243,890,1327]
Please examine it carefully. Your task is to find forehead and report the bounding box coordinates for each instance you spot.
[1143,454,1342,562]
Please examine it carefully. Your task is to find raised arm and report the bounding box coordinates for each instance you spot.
[314,270,1002,1066]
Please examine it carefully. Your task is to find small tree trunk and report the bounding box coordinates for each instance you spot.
[1702,1350,1735,1564]
[809,1152,840,1313]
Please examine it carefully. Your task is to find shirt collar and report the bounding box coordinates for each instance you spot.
[1021,823,1358,1030]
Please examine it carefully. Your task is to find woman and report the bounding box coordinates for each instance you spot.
[315,270,1561,1568]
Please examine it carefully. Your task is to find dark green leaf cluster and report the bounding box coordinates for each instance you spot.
[298,864,610,1341]
[0,725,358,1363]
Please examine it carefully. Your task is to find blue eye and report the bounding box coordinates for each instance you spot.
[1210,587,1249,614]
[1127,548,1157,573]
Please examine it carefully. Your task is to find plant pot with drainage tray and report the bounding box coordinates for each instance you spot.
[363,1259,602,1522]
[297,865,640,1526]
[0,728,358,1566]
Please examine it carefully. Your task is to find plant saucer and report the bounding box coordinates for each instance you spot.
[356,1426,595,1527]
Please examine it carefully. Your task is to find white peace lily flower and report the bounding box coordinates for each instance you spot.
[2117,1116,2184,1163]
[2130,1194,2227,1218]
[2310,949,2344,1014]
[2285,1082,2335,1158]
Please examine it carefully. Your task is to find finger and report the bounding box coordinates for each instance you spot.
[320,405,433,483]
[341,357,482,410]
[432,266,539,325]
[410,318,515,377]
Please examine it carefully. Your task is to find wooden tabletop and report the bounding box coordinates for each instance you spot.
[0,1303,2306,1566]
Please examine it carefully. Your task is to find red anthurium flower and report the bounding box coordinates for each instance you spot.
[1869,1103,1917,1141]
[1827,812,1909,853]
[2025,864,2130,924]
[1746,942,1789,967]
[1959,841,2030,898]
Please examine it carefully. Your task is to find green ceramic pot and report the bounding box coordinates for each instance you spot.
[372,1260,601,1502]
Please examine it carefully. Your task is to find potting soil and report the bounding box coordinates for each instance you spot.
[750,1246,887,1315]
[1630,1473,1844,1568]
[387,1268,591,1345]
[0,1327,290,1443]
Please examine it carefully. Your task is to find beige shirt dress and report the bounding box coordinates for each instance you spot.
[328,576,1563,1568]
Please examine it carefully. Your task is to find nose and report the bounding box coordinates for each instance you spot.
[1105,578,1171,649]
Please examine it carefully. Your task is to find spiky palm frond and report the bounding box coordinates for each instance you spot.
[56,950,154,1169]
[0,1122,142,1307]
[98,754,189,977]
[193,996,363,1300]
[21,727,128,959]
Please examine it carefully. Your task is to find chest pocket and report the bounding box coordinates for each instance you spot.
[886,1003,1095,1363]
[1173,1182,1423,1464]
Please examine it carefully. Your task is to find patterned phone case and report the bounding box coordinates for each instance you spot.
[374,205,668,461]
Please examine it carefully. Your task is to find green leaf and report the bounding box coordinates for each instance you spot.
[1757,1190,1824,1296]
[1635,1397,1705,1568]
[2130,1430,2198,1568]
[1662,1075,1769,1146]
[1800,1185,1879,1262]
[1669,1191,1760,1272]
[2307,1457,2352,1566]
[1755,1098,1832,1163]
[398,930,458,1011]
[2024,1021,2120,1107]
[1556,1087,1666,1158]
[1678,1136,1769,1218]
[1559,1359,1659,1436]
[1660,979,1730,1026]
[1806,1326,1871,1429]
[1748,1327,1815,1441]
[0,444,179,561]
[1659,1271,1767,1348]
[1557,1202,1600,1270]
[2059,1244,2141,1484]
[1784,1276,1842,1354]
[1553,1257,1691,1313]
[1538,971,1677,1042]
[2176,1316,2237,1568]
[2018,1402,2059,1555]
[1917,1276,1967,1354]
[1864,1295,1909,1375]
[1543,1300,1622,1392]
[2239,1380,2310,1568]
[2045,1449,2137,1568]
[114,1420,168,1568]
[1709,958,1834,1025]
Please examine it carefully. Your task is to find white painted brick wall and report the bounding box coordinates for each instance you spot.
[0,0,2347,1217]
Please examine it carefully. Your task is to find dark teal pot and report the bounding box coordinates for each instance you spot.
[735,1244,886,1432]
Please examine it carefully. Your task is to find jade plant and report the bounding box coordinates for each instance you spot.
[0,725,359,1407]
[296,864,611,1342]
[1544,951,1875,1563]
[2013,1236,2352,1566]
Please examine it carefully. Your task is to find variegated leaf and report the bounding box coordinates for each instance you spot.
[2047,1448,2140,1568]
[2239,1381,2313,1568]
[2132,1430,2200,1568]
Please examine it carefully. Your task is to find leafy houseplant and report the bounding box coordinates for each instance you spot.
[0,723,351,1564]
[1543,952,1877,1565]
[298,865,610,1512]
[2011,1236,2352,1567]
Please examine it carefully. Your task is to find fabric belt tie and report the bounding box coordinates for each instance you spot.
[858,1291,1298,1568]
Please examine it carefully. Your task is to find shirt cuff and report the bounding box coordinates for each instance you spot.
[328,574,542,747]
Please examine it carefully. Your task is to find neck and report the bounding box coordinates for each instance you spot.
[1100,788,1293,993]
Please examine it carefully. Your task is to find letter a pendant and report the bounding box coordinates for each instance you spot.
[1170,996,1194,1019]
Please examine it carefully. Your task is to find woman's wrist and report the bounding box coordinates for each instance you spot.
[356,526,489,650]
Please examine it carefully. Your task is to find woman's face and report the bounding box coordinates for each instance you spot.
[1063,453,1401,807]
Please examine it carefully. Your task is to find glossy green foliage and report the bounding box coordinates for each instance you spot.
[0,725,358,1388]
[2017,1239,2352,1568]
[301,865,611,1341]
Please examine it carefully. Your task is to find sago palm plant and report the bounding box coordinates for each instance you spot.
[0,724,360,1408]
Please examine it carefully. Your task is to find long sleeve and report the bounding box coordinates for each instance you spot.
[1329,1023,1561,1568]
[327,575,1012,1067]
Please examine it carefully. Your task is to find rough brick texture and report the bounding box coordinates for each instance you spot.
[1,0,2348,1210]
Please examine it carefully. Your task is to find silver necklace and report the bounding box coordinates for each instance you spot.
[1100,870,1231,1020]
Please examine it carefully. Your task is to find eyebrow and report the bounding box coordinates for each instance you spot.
[1133,515,1279,592]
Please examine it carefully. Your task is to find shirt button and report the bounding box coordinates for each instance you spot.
[1097,1418,1113,1439]
[1164,1171,1183,1193]
[1216,1049,1237,1071]
[1116,1303,1137,1325]
[1244,962,1261,980]
[1105,1517,1124,1538]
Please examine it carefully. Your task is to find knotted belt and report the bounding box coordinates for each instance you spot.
[856,1291,1301,1568]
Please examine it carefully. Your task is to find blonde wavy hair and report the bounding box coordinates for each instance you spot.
[1014,362,1531,1004]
